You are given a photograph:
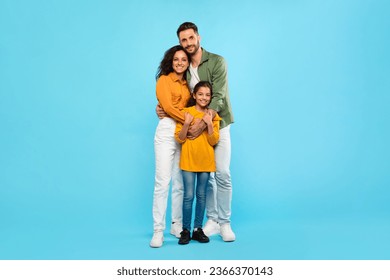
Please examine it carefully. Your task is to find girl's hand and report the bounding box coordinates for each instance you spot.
[203,110,213,125]
[184,112,194,125]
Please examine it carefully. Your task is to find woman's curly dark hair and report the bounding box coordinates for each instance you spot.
[156,45,190,80]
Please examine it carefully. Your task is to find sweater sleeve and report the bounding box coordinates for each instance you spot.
[206,114,221,146]
[156,76,185,123]
[174,121,186,144]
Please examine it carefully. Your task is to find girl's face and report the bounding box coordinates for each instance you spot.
[193,86,211,108]
[172,50,189,75]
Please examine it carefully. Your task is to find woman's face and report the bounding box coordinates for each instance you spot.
[172,50,189,75]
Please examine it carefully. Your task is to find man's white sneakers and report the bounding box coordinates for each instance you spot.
[170,222,182,238]
[203,219,220,236]
[150,231,163,248]
[220,223,236,242]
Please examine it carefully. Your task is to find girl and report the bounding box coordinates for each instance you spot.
[150,45,191,248]
[174,81,221,245]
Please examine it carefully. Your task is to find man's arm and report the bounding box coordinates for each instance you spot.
[187,118,206,139]
[208,56,228,113]
[156,104,169,119]
[187,109,217,139]
[187,56,227,139]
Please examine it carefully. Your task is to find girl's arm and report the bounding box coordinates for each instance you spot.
[175,112,194,143]
[203,110,214,135]
[206,111,221,146]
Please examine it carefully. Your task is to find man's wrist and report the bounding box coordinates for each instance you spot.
[208,108,217,117]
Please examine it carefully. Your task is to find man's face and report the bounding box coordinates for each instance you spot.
[178,29,200,55]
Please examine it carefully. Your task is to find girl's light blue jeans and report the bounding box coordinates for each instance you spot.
[182,171,210,231]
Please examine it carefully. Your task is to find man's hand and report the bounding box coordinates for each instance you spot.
[187,118,206,139]
[206,108,217,120]
[156,104,168,119]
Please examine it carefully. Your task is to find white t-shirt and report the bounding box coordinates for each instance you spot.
[189,64,200,93]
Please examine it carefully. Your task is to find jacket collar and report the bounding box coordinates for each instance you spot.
[168,72,187,84]
[199,48,210,65]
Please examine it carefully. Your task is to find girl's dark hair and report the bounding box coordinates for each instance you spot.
[156,45,190,80]
[187,81,213,107]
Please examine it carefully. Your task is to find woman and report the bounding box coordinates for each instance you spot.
[150,45,191,248]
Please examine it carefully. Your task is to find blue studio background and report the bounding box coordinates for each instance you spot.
[1,0,389,260]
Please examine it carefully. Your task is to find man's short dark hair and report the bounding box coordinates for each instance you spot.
[177,22,198,38]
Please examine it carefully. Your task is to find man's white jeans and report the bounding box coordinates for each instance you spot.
[152,118,183,232]
[206,125,233,224]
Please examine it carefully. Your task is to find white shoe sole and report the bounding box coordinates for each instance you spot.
[221,235,235,242]
[204,228,220,236]
[170,229,181,238]
[150,241,163,248]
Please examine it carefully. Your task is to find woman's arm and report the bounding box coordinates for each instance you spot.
[156,76,185,123]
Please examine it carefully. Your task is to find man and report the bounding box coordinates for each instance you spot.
[176,22,235,242]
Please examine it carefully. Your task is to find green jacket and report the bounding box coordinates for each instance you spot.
[186,48,234,129]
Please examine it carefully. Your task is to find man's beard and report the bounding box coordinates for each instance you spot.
[186,42,200,55]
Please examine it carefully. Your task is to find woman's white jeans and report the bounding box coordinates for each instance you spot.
[152,118,183,232]
[206,125,233,224]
